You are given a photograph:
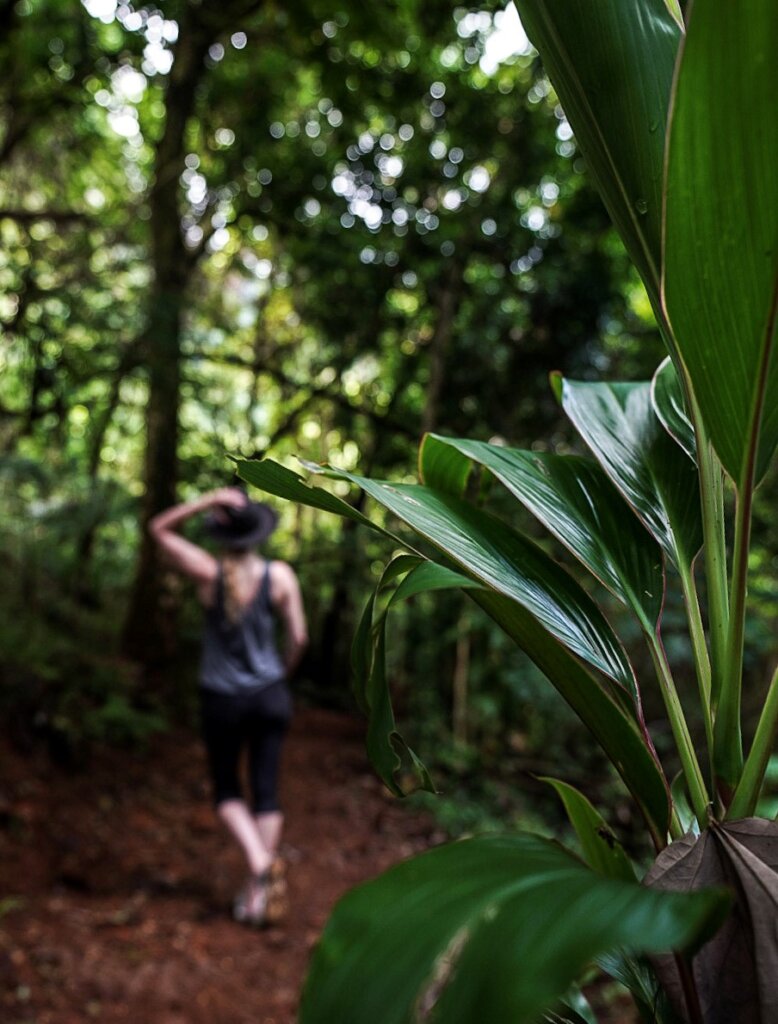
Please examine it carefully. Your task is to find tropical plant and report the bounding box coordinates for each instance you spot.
[236,1,778,1021]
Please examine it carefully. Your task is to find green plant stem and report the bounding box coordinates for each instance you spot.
[714,485,752,789]
[668,807,684,841]
[693,424,729,706]
[648,637,711,828]
[727,664,778,820]
[677,565,714,777]
[714,281,778,792]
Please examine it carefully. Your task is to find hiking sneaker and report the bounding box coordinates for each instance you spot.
[264,857,288,925]
[232,871,269,927]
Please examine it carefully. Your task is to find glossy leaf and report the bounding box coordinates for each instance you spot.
[359,558,669,835]
[553,376,702,570]
[390,559,475,605]
[300,833,730,1024]
[320,468,638,703]
[516,0,681,324]
[663,0,778,486]
[651,357,696,461]
[367,626,435,796]
[420,434,664,631]
[350,589,375,716]
[374,553,669,836]
[540,776,636,882]
[233,457,392,537]
[351,556,480,796]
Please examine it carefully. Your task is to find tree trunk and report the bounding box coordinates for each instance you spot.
[121,12,211,667]
[71,346,138,603]
[421,261,463,435]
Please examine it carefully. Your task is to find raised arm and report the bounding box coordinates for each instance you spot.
[269,561,309,674]
[148,488,246,585]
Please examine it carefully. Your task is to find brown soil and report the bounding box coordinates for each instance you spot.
[0,706,438,1024]
[0,706,638,1024]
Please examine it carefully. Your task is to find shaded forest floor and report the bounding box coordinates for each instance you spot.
[0,704,637,1024]
[0,706,438,1024]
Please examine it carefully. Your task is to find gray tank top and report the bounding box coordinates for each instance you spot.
[199,562,286,695]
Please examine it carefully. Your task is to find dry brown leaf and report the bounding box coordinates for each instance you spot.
[644,818,778,1023]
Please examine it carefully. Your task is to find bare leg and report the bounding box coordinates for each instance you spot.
[255,811,283,858]
[217,799,272,875]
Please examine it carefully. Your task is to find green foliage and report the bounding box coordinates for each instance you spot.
[300,834,728,1024]
[515,0,680,322]
[239,454,673,844]
[0,456,163,753]
[663,1,778,486]
[1,0,660,722]
[3,0,778,1015]
[552,377,702,570]
[420,433,664,629]
[238,0,778,1020]
[539,777,636,882]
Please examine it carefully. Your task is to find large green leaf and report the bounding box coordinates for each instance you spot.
[233,456,395,538]
[420,434,664,632]
[540,776,636,882]
[300,833,730,1024]
[370,551,670,837]
[553,376,702,570]
[516,0,681,324]
[663,0,778,486]
[324,469,639,703]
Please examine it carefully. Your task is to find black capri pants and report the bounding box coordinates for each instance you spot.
[200,681,292,814]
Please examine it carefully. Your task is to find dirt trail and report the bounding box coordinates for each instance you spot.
[0,707,437,1024]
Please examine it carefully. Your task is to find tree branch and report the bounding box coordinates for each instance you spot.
[0,208,91,225]
[184,348,417,439]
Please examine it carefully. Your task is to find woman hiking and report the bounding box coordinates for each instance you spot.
[149,487,308,925]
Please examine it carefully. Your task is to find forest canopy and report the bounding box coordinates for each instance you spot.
[9,0,773,811]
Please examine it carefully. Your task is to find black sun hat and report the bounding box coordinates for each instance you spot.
[203,500,278,551]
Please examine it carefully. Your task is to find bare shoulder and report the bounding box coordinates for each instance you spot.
[268,561,303,617]
[268,559,300,594]
[268,559,308,645]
